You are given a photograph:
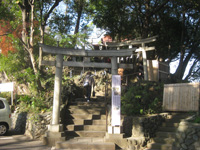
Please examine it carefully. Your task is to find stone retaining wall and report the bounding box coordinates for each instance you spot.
[175,120,200,150]
[11,108,52,140]
[25,112,51,139]
[11,111,27,134]
[122,113,168,150]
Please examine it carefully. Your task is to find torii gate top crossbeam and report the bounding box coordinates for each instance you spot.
[105,36,157,47]
[39,43,136,57]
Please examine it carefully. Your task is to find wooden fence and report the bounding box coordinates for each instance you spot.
[163,83,200,112]
[147,60,169,82]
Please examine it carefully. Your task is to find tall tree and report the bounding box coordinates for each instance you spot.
[92,0,200,82]
[169,0,200,81]
[92,0,169,40]
[62,0,94,45]
[0,0,62,88]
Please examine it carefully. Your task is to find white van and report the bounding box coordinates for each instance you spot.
[0,97,11,135]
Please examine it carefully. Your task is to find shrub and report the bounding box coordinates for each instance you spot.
[121,81,164,116]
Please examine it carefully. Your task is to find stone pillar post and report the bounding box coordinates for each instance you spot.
[111,57,118,75]
[52,54,63,126]
[142,43,148,80]
[43,54,66,146]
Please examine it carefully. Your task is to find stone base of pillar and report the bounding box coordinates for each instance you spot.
[48,124,63,132]
[43,124,66,146]
[104,133,127,149]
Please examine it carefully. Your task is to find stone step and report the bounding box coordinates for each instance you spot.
[147,143,175,150]
[65,131,106,138]
[144,148,160,150]
[144,149,160,150]
[68,108,105,115]
[66,114,106,120]
[158,126,177,132]
[69,102,106,108]
[66,119,106,125]
[156,132,177,138]
[67,137,105,142]
[56,140,115,150]
[84,125,106,131]
[66,125,83,131]
[165,118,185,123]
[92,119,107,125]
[152,137,176,144]
[166,114,190,122]
[162,122,179,127]
[66,125,106,131]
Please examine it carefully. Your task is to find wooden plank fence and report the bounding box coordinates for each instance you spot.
[147,60,169,82]
[163,83,200,112]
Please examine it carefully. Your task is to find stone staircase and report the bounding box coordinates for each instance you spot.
[145,113,190,150]
[55,100,115,150]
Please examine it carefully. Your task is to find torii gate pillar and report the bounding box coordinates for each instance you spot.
[111,57,118,75]
[43,54,65,146]
[51,54,63,126]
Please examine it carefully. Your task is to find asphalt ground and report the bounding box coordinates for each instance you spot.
[0,131,52,150]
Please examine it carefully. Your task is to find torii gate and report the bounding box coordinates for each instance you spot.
[39,36,156,145]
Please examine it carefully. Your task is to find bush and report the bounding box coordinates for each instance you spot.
[17,94,52,113]
[121,81,164,116]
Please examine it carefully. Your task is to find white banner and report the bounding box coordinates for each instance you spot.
[111,75,121,126]
[0,82,14,92]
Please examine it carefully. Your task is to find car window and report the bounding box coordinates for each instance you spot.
[0,100,5,109]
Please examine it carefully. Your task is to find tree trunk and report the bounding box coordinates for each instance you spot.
[184,59,198,81]
[39,0,61,68]
[29,0,38,75]
[171,10,186,81]
[74,10,82,35]
[18,0,43,90]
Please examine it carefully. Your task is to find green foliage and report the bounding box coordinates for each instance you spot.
[0,92,11,102]
[121,81,164,116]
[62,74,84,104]
[194,116,200,123]
[17,93,52,113]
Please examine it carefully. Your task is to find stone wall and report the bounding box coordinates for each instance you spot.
[25,112,51,140]
[122,113,168,150]
[11,110,27,134]
[175,120,200,150]
[11,108,52,140]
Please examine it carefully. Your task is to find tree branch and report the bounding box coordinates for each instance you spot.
[150,0,170,16]
[0,33,9,36]
[43,0,62,25]
[17,1,25,10]
[184,59,199,80]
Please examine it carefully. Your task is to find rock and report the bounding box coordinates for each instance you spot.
[185,138,194,146]
[181,143,188,149]
[193,135,199,141]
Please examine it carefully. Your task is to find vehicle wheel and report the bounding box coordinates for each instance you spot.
[0,123,8,135]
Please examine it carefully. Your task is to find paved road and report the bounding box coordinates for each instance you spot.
[0,132,52,150]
